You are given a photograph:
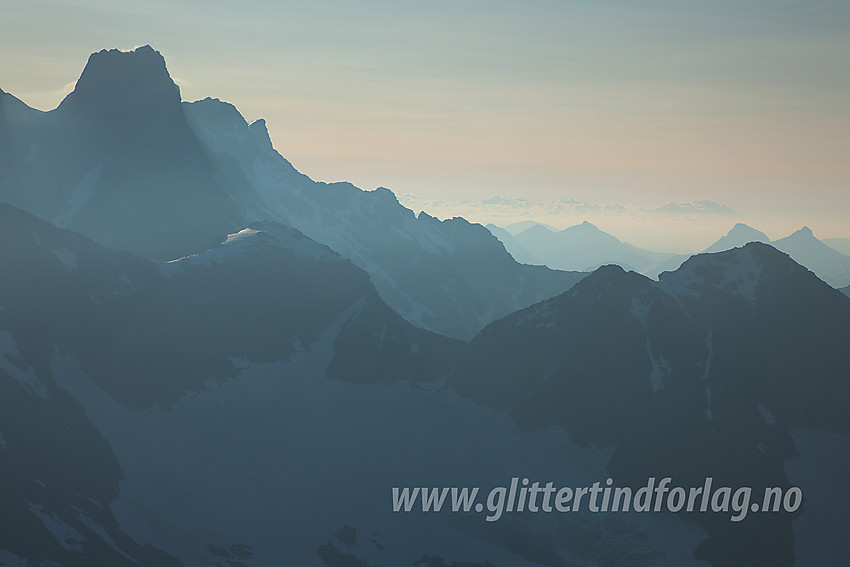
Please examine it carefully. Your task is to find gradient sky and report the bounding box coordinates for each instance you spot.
[2,0,848,250]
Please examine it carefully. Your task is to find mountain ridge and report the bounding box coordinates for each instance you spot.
[0,46,585,341]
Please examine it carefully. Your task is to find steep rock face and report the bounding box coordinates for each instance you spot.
[1,47,242,261]
[449,243,850,566]
[0,47,584,341]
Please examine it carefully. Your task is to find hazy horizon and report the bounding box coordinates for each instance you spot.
[2,1,847,250]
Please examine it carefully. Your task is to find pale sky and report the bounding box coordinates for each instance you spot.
[2,0,848,250]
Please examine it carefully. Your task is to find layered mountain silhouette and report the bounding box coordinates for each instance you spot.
[449,242,850,566]
[704,225,850,288]
[703,223,770,253]
[489,220,850,288]
[484,223,543,265]
[0,47,240,260]
[488,221,674,274]
[770,227,850,288]
[0,46,582,341]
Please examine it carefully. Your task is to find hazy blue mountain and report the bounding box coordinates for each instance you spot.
[703,223,770,253]
[504,220,559,234]
[449,243,850,566]
[490,219,850,288]
[823,237,850,256]
[508,220,668,273]
[772,227,850,288]
[484,223,542,265]
[182,96,585,340]
[700,224,850,288]
[841,285,850,298]
[0,46,583,340]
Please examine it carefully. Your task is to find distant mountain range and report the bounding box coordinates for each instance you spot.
[0,46,582,340]
[487,220,671,273]
[488,221,850,287]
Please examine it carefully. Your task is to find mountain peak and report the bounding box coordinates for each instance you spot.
[521,223,557,236]
[792,226,814,238]
[703,223,770,253]
[59,45,181,123]
[247,118,273,150]
[729,222,758,233]
[572,220,599,231]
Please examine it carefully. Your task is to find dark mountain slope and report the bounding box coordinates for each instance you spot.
[449,243,850,566]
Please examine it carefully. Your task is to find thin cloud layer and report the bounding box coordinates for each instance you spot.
[399,194,735,221]
[396,193,743,251]
[653,200,737,215]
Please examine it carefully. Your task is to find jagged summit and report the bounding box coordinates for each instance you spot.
[58,45,181,127]
[184,97,276,156]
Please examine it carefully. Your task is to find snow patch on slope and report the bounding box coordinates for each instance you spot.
[630,295,652,329]
[658,246,763,303]
[645,337,668,393]
[27,502,86,552]
[0,331,48,398]
[175,223,342,266]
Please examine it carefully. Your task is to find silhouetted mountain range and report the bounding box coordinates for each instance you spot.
[488,221,850,287]
[770,227,850,288]
[489,221,669,273]
[703,223,770,252]
[0,46,582,340]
